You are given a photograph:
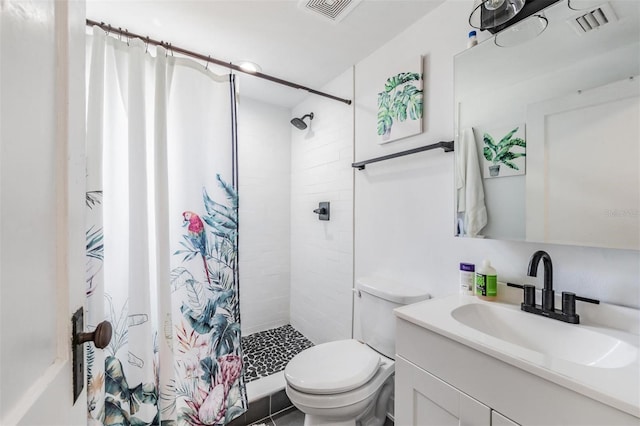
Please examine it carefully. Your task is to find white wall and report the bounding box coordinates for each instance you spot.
[289,69,355,345]
[238,96,292,335]
[353,0,640,318]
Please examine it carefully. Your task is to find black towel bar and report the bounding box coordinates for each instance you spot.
[352,141,454,170]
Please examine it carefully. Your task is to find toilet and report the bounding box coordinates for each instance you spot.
[285,277,429,426]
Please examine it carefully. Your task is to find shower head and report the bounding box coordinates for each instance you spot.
[290,112,314,130]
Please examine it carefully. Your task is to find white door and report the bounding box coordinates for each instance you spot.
[1,0,87,424]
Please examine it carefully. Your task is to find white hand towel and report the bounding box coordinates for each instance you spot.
[456,128,487,237]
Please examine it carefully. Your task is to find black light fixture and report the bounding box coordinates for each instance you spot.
[470,0,559,34]
[470,0,526,31]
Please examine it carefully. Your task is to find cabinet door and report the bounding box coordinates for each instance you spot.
[492,410,520,426]
[396,357,491,426]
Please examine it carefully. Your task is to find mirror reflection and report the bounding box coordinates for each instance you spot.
[454,0,640,250]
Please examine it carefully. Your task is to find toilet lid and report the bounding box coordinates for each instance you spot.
[285,340,381,395]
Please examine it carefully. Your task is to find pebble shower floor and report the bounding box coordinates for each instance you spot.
[242,324,314,382]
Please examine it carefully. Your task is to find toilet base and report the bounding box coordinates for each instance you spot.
[302,406,389,426]
[299,377,393,426]
[303,415,356,426]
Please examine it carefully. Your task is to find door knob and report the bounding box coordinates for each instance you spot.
[72,309,113,402]
[76,320,112,349]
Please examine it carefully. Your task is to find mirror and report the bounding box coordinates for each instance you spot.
[454,0,640,250]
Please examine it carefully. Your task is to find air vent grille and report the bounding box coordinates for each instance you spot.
[568,2,618,34]
[299,0,363,23]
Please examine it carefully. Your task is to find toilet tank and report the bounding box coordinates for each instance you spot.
[357,277,429,359]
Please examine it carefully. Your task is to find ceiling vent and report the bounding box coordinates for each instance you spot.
[299,0,363,23]
[567,2,618,35]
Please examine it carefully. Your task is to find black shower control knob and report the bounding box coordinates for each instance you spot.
[313,202,330,220]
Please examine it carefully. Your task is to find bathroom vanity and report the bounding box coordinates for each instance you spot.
[393,287,640,425]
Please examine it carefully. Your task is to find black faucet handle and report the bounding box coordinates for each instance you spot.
[523,285,536,307]
[507,283,536,307]
[508,281,553,311]
[562,292,599,321]
[507,283,524,289]
[562,292,577,316]
[575,295,600,304]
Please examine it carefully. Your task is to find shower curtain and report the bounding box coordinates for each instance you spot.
[85,28,246,425]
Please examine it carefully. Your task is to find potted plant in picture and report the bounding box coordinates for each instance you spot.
[377,72,423,141]
[483,127,526,177]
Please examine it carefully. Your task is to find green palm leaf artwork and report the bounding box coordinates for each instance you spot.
[376,61,424,143]
[482,125,527,178]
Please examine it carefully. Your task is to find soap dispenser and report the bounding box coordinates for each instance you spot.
[475,259,497,299]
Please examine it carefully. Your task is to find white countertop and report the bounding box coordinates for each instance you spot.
[394,290,640,418]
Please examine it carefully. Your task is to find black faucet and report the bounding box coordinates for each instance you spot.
[528,250,554,312]
[507,250,600,324]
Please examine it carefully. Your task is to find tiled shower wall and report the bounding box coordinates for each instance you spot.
[289,68,355,345]
[238,97,292,335]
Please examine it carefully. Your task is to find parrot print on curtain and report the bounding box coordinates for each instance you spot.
[169,175,245,424]
[181,211,212,285]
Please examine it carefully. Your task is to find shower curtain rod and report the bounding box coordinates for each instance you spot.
[86,19,353,105]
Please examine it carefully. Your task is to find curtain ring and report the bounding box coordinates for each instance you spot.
[106,24,111,36]
[125,29,130,46]
[205,56,210,70]
[145,37,150,53]
[118,27,122,41]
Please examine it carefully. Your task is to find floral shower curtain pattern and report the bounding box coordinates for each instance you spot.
[85,28,246,425]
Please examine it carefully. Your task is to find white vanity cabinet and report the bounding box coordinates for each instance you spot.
[395,318,639,426]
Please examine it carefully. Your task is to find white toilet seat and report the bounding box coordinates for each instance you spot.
[285,339,381,394]
[285,339,395,410]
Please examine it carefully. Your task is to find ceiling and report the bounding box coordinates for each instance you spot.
[86,0,445,108]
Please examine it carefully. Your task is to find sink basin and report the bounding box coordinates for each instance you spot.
[451,303,638,368]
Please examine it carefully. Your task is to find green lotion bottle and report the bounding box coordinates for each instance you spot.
[475,259,497,299]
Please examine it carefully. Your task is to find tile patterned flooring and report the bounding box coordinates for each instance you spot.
[249,406,306,426]
[248,407,394,426]
[242,324,314,383]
